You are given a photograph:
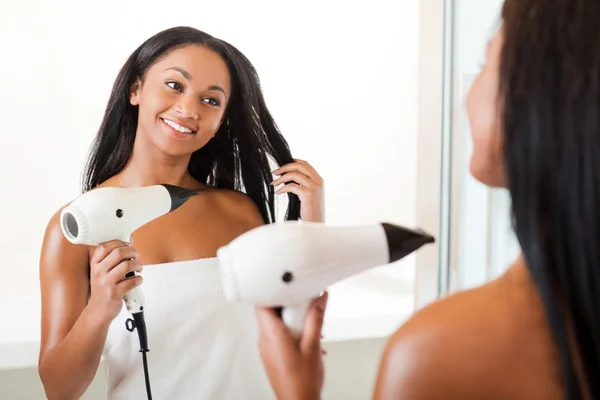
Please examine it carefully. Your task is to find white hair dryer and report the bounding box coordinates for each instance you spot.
[60,184,198,315]
[217,221,435,338]
[59,184,197,400]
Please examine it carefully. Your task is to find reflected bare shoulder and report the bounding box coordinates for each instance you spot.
[373,278,528,400]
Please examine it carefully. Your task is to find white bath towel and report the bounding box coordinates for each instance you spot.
[102,257,275,400]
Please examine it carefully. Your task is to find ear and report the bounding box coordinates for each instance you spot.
[129,79,141,106]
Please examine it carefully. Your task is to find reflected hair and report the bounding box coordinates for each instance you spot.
[500,0,600,398]
[82,26,300,223]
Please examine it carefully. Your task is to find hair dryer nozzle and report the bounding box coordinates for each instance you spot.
[60,184,198,246]
[161,184,199,212]
[60,205,88,244]
[382,223,435,263]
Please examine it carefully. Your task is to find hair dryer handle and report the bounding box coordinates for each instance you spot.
[123,279,145,314]
[282,302,312,339]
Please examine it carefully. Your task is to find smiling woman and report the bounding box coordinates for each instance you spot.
[130,47,229,151]
[36,26,326,400]
[82,28,308,224]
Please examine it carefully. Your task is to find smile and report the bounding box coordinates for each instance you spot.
[161,118,196,134]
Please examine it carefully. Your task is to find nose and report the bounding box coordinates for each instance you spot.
[175,95,199,120]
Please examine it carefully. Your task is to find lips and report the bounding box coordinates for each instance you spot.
[161,118,197,133]
[160,118,197,139]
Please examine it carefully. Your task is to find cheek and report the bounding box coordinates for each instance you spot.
[466,75,505,187]
[186,109,225,150]
[206,113,223,132]
[200,109,225,134]
[138,90,171,123]
[467,76,497,142]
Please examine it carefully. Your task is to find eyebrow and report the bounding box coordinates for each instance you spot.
[207,85,226,95]
[166,67,192,81]
[165,67,226,95]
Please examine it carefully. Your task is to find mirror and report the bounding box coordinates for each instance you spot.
[0,0,449,399]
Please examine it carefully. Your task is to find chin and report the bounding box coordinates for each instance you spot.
[146,135,191,157]
[469,159,507,188]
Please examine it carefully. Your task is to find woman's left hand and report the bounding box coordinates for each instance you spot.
[272,159,325,222]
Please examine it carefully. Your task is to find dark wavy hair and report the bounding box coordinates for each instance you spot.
[500,1,600,398]
[82,26,300,224]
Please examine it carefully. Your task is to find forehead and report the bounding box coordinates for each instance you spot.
[150,44,231,92]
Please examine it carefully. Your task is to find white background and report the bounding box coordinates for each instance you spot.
[0,0,421,398]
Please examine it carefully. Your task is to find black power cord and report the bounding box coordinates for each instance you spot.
[126,312,152,400]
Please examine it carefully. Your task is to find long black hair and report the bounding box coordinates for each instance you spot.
[82,26,300,224]
[500,1,600,398]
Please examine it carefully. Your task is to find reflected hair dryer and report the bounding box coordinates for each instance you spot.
[217,221,435,338]
[59,184,198,400]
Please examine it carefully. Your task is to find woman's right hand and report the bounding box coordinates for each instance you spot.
[87,240,143,323]
[255,293,328,400]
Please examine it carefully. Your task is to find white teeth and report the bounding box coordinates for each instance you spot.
[163,119,193,134]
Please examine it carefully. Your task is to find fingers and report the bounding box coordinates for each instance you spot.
[108,258,143,283]
[115,274,144,298]
[255,306,289,338]
[274,162,311,177]
[293,159,323,181]
[300,292,329,355]
[91,240,133,265]
[272,171,315,188]
[274,161,323,184]
[97,245,139,274]
[276,183,309,197]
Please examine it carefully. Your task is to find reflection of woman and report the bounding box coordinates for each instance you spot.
[38,27,324,399]
[256,1,600,398]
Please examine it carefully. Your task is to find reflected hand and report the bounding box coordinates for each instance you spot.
[272,159,325,222]
[255,293,329,400]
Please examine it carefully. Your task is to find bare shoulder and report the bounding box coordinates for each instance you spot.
[134,188,266,262]
[39,201,91,281]
[373,278,522,399]
[203,188,265,229]
[40,202,90,266]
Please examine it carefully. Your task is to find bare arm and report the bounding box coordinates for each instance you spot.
[38,209,107,399]
[38,208,142,400]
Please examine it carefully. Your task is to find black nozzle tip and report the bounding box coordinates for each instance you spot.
[161,184,200,212]
[381,223,435,263]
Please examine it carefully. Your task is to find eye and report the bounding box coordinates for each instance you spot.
[166,81,183,92]
[203,97,220,106]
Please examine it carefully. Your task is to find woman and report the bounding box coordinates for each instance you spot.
[256,0,599,399]
[38,26,325,400]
